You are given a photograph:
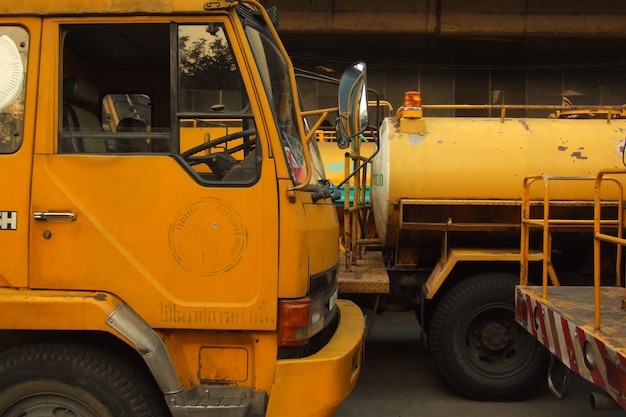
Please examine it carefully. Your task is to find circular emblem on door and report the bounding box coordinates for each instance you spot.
[169,198,247,276]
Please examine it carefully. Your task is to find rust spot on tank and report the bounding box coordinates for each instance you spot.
[519,120,530,131]
[558,146,568,151]
[571,149,588,160]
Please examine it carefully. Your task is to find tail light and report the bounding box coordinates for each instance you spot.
[278,298,311,346]
[278,293,326,347]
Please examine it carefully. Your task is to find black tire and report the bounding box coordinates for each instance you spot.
[0,342,169,417]
[429,273,548,401]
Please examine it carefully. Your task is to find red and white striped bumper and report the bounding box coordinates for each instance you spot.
[515,285,626,409]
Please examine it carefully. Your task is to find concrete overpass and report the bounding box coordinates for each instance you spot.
[265,0,626,38]
[263,1,626,114]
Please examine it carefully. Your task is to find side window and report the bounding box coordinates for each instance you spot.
[102,93,152,133]
[60,23,170,154]
[177,24,260,184]
[101,93,165,153]
[0,26,28,154]
[58,22,259,185]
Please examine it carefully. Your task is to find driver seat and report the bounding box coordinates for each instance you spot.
[206,152,238,178]
[61,78,104,153]
[222,150,257,182]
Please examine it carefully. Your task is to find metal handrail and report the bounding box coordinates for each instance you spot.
[520,171,625,330]
[592,169,626,329]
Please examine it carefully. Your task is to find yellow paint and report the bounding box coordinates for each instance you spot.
[0,289,123,331]
[372,115,626,274]
[0,18,41,288]
[328,109,626,300]
[200,347,249,382]
[374,116,626,246]
[0,2,363,415]
[266,300,364,417]
[424,248,545,299]
[0,0,230,14]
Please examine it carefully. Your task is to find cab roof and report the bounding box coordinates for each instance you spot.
[0,0,241,15]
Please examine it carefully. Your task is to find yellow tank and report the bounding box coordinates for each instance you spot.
[372,115,626,245]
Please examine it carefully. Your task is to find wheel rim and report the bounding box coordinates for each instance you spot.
[2,393,101,417]
[462,302,538,378]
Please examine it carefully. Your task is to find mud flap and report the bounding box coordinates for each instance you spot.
[548,355,570,399]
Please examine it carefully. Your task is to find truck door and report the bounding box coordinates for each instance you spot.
[0,23,37,288]
[29,19,279,329]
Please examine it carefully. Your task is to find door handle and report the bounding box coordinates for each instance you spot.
[33,211,77,221]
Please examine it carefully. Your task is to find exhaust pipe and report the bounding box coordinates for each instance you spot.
[590,392,622,410]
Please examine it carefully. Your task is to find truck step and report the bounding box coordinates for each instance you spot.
[337,251,390,294]
[167,386,266,417]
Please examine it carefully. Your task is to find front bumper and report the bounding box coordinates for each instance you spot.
[266,299,364,417]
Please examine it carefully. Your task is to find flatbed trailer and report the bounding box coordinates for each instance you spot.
[515,169,626,410]
[516,286,626,408]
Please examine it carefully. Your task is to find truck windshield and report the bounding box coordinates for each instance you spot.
[245,25,308,185]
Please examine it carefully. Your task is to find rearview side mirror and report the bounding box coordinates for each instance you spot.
[337,62,368,149]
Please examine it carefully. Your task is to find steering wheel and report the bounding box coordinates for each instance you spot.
[181,128,256,160]
[181,128,256,177]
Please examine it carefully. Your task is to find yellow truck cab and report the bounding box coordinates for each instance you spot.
[0,1,364,416]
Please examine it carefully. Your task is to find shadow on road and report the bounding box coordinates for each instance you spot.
[336,310,625,417]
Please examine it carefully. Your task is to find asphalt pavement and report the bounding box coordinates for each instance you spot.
[335,309,625,417]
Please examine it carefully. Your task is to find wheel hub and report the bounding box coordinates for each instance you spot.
[479,321,511,351]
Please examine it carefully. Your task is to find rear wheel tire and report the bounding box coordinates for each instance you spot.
[429,273,548,401]
[0,342,169,417]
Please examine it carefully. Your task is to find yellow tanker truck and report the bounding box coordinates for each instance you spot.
[327,76,626,401]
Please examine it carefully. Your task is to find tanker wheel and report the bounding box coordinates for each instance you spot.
[0,342,169,417]
[429,273,548,401]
